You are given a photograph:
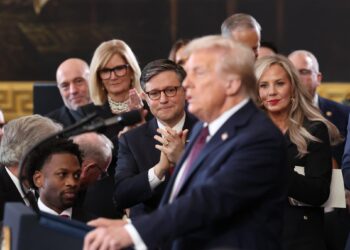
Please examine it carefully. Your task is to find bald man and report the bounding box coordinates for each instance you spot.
[47,58,91,127]
[221,13,261,58]
[289,50,350,167]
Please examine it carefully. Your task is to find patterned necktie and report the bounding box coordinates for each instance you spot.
[171,126,209,199]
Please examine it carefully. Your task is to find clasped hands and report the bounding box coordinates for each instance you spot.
[153,127,188,179]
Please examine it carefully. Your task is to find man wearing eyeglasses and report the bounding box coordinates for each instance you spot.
[47,58,92,127]
[114,59,197,218]
[289,50,350,168]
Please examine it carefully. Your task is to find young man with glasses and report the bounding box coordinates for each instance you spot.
[114,59,197,218]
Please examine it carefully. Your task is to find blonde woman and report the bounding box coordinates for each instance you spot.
[255,55,342,250]
[81,39,145,176]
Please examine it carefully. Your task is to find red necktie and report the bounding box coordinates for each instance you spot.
[171,126,209,199]
[60,214,70,219]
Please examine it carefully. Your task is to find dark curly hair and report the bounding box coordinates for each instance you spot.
[25,137,83,189]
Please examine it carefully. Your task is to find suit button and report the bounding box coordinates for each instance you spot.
[303,215,308,220]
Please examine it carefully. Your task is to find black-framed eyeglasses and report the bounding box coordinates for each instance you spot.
[145,86,182,100]
[99,64,129,80]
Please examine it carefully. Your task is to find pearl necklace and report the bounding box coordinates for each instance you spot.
[107,96,129,114]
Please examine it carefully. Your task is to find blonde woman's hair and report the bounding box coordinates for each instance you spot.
[255,55,342,157]
[89,39,142,105]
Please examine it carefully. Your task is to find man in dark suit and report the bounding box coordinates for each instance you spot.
[0,115,62,221]
[114,59,197,218]
[72,132,123,219]
[27,137,95,222]
[289,50,350,167]
[84,36,288,250]
[46,58,92,127]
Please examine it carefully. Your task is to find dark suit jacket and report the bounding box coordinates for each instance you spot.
[319,96,350,166]
[342,115,350,189]
[46,105,85,127]
[283,120,332,250]
[71,205,97,223]
[114,113,197,218]
[77,175,123,219]
[0,167,24,220]
[132,101,288,250]
[80,101,153,177]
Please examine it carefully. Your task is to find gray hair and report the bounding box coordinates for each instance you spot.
[0,115,62,166]
[221,13,261,38]
[72,132,113,170]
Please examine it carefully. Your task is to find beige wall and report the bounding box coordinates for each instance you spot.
[0,82,349,121]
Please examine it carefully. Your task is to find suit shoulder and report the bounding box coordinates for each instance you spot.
[320,97,350,113]
[46,106,65,118]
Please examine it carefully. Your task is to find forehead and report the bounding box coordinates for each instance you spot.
[145,71,181,90]
[42,153,81,172]
[105,53,126,67]
[261,64,289,79]
[57,62,87,81]
[289,53,313,69]
[185,49,220,69]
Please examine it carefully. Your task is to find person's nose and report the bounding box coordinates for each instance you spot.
[69,83,78,95]
[182,75,191,90]
[66,175,78,187]
[159,91,169,103]
[267,85,277,96]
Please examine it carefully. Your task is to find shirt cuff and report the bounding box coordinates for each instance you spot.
[148,167,165,190]
[124,223,148,250]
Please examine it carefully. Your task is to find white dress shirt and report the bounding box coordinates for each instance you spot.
[38,198,72,218]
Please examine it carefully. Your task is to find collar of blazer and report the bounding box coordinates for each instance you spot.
[171,100,257,191]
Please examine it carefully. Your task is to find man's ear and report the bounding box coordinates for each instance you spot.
[226,76,242,96]
[316,72,322,87]
[33,170,43,189]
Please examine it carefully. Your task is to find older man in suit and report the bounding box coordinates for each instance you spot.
[0,115,62,220]
[47,58,91,127]
[84,36,288,250]
[114,59,197,218]
[289,50,350,167]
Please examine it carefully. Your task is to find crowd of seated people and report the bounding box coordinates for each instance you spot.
[1,12,350,250]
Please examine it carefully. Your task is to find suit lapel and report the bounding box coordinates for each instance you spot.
[175,101,257,195]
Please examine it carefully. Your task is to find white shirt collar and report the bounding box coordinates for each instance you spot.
[207,98,249,139]
[156,112,186,133]
[313,94,319,108]
[4,166,30,206]
[38,198,72,218]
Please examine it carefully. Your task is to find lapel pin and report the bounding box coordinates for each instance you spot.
[221,132,228,141]
[326,111,332,117]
